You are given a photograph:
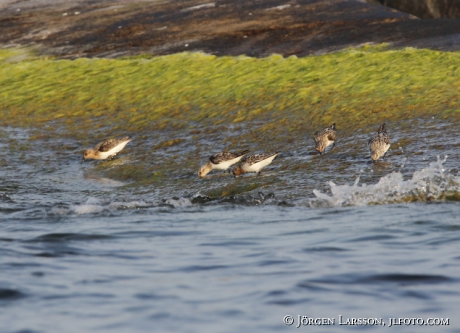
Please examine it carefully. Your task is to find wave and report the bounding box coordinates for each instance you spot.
[46,192,277,216]
[49,197,193,216]
[5,157,460,219]
[309,156,460,208]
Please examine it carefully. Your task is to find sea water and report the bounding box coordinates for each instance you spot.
[1,119,460,332]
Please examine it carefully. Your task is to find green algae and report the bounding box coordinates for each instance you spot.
[2,45,460,137]
[2,46,460,196]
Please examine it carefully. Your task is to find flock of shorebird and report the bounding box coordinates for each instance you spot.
[83,123,390,178]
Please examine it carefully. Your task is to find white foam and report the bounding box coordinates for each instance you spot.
[70,199,154,214]
[310,156,460,208]
[108,201,149,209]
[71,204,105,215]
[85,197,102,205]
[164,197,193,207]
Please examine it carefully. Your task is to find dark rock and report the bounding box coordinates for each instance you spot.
[1,0,460,58]
[370,0,460,19]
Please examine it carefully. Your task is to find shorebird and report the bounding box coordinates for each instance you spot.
[232,152,280,177]
[368,123,390,162]
[314,123,336,155]
[198,150,249,177]
[83,136,133,160]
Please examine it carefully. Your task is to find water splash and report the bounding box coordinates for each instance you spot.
[71,204,105,215]
[54,197,152,215]
[163,197,193,208]
[310,156,460,208]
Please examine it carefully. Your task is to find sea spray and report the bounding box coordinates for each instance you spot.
[309,156,460,207]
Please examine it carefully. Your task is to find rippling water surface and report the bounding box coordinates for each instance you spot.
[1,119,460,332]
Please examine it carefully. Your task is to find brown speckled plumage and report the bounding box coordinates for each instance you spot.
[314,123,336,155]
[209,150,249,164]
[368,123,390,162]
[240,153,278,165]
[94,137,132,152]
[232,152,280,177]
[83,136,132,160]
[198,149,250,177]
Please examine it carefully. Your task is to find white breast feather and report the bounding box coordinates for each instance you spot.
[99,141,130,159]
[243,155,277,172]
[212,156,245,170]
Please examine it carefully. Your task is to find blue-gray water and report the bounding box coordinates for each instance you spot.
[1,204,459,332]
[1,122,460,332]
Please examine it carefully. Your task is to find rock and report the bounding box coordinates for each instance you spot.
[371,0,460,18]
[2,0,460,58]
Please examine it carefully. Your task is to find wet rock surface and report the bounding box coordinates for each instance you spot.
[1,0,460,58]
[370,0,460,19]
